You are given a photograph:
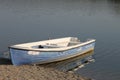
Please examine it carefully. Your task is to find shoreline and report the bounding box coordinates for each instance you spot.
[0,58,91,80]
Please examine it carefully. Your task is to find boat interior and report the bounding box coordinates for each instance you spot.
[12,37,81,49]
[32,37,81,49]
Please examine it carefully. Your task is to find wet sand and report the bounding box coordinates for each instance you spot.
[0,58,90,80]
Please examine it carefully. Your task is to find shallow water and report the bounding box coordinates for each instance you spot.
[0,0,120,80]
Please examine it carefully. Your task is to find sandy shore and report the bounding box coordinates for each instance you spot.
[0,58,91,80]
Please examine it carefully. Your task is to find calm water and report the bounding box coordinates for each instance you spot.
[0,0,120,80]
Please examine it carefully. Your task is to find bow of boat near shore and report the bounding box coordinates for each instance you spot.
[9,37,96,66]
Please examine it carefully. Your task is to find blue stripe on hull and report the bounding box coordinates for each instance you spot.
[10,42,95,66]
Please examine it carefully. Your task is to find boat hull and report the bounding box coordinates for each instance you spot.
[10,42,95,66]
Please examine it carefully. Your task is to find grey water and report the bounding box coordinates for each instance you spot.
[0,0,120,80]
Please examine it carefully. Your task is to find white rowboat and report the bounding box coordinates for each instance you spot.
[9,37,96,66]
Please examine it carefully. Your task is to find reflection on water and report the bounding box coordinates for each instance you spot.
[110,0,120,3]
[0,51,10,59]
[108,0,120,15]
[39,50,95,72]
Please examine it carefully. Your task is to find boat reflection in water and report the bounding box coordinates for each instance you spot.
[39,50,95,72]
